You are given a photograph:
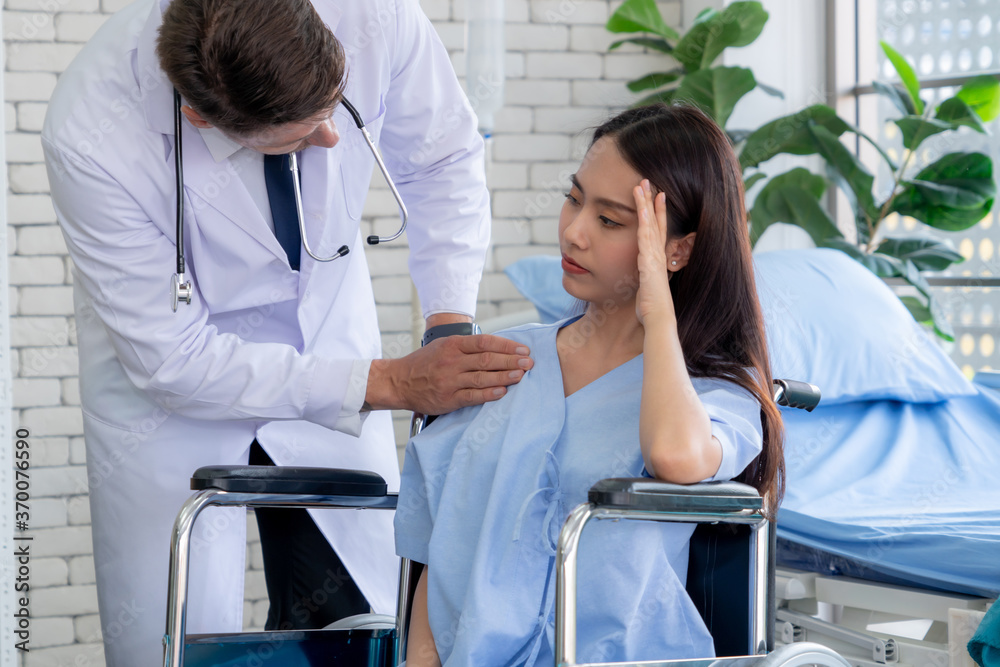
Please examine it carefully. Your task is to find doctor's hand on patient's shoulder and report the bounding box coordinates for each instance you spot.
[365,335,534,415]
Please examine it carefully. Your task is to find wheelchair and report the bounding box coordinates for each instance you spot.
[162,379,850,667]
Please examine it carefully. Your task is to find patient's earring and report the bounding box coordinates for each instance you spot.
[671,261,677,266]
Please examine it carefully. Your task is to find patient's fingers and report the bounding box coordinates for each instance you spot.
[634,182,667,272]
[633,181,674,324]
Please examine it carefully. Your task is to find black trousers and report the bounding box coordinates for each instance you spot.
[248,440,370,630]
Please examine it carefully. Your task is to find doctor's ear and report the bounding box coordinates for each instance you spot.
[666,232,696,272]
[180,105,213,129]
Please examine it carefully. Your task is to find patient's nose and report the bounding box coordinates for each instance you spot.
[562,212,589,248]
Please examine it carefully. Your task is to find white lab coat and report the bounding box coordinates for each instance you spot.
[42,0,490,664]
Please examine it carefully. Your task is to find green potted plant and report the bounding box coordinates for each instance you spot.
[607,0,776,131]
[606,0,999,339]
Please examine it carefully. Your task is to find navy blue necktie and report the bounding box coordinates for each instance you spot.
[263,153,302,271]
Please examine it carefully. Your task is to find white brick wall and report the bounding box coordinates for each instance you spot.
[5,0,683,662]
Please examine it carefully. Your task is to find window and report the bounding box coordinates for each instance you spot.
[831,0,999,374]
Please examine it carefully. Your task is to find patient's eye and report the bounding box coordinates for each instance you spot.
[564,192,580,206]
[600,215,622,228]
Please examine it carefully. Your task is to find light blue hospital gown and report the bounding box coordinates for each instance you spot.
[395,319,764,666]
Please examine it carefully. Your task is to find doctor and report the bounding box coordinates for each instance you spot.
[42,0,532,664]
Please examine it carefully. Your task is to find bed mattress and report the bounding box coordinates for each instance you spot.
[776,383,1000,598]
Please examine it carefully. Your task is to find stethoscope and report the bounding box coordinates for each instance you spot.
[171,90,409,311]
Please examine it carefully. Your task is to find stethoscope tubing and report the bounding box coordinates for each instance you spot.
[171,92,408,309]
[172,90,192,311]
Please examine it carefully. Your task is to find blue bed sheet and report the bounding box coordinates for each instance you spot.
[777,383,1000,598]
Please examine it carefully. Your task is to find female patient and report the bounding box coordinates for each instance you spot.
[394,103,784,666]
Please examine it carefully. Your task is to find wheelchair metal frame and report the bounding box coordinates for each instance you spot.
[162,489,400,667]
[555,483,770,666]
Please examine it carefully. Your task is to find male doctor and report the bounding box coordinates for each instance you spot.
[42,0,532,664]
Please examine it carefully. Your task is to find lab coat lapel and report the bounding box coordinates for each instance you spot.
[178,121,288,262]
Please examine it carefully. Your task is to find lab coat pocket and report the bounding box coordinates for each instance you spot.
[340,95,386,221]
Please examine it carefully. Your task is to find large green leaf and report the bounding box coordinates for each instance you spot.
[738,105,850,170]
[874,235,965,271]
[957,75,1000,122]
[673,2,768,72]
[881,40,924,115]
[873,81,916,116]
[743,172,767,191]
[755,81,785,99]
[818,238,863,259]
[899,296,933,323]
[672,66,756,127]
[721,1,768,47]
[820,239,905,277]
[898,295,953,342]
[807,123,879,241]
[748,168,841,246]
[891,152,995,231]
[692,8,719,25]
[909,177,992,209]
[893,116,955,150]
[929,298,955,340]
[626,70,682,93]
[820,243,917,300]
[892,260,955,340]
[935,97,988,134]
[609,37,673,54]
[606,0,680,39]
[896,287,953,339]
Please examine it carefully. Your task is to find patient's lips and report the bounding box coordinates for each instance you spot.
[562,253,589,275]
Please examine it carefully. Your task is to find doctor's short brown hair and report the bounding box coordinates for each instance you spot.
[157,0,346,137]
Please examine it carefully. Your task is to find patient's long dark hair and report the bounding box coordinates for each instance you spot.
[593,104,784,516]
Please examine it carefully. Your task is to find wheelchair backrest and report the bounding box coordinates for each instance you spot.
[686,521,775,656]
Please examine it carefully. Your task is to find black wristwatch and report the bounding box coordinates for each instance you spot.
[421,322,481,347]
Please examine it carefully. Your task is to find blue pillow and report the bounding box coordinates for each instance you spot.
[503,249,975,404]
[755,248,975,404]
[503,255,577,324]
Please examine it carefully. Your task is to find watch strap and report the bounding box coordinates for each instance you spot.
[421,322,481,347]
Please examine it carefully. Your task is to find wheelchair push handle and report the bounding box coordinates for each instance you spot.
[772,379,821,412]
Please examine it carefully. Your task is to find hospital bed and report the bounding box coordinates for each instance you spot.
[768,367,999,667]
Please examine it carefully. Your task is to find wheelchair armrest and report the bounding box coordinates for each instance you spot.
[190,465,388,497]
[589,478,762,513]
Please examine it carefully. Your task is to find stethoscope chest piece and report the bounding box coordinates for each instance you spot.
[171,273,192,312]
